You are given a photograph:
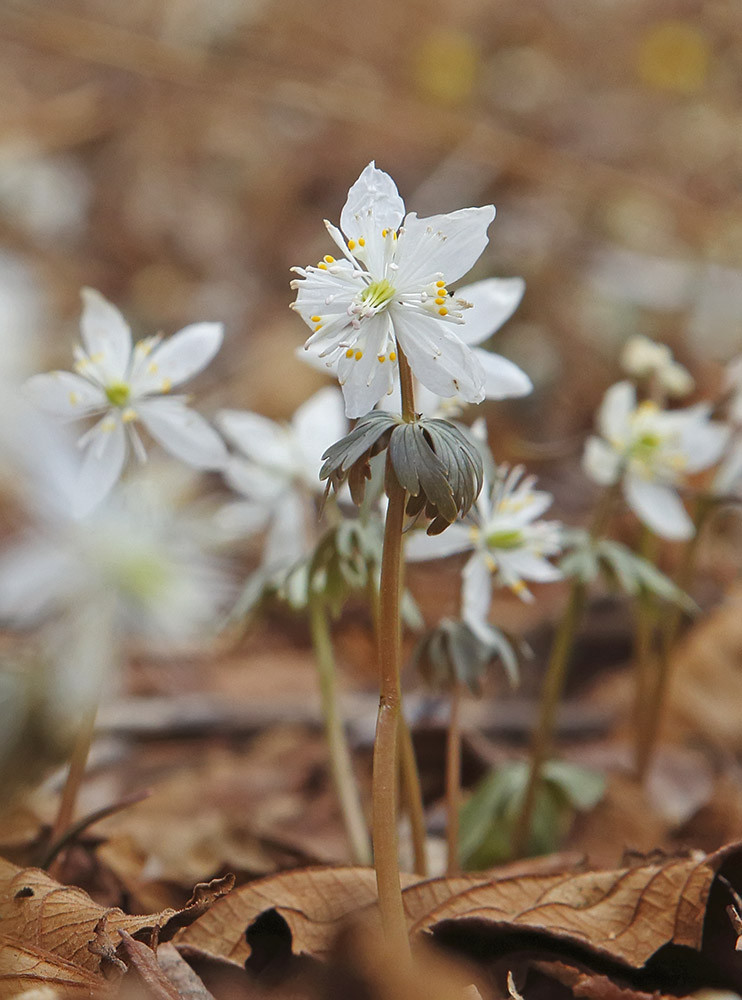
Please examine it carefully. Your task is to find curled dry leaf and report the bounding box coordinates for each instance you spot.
[0,934,106,999]
[177,844,742,978]
[0,856,233,976]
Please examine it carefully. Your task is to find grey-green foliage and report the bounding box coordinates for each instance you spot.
[412,618,520,694]
[459,759,605,867]
[560,529,696,611]
[319,413,483,534]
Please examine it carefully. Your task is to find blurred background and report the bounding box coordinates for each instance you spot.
[1,0,740,434]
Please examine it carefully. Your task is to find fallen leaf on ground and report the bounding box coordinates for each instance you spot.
[0,934,107,999]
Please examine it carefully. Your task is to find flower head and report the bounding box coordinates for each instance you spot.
[406,465,563,647]
[25,289,227,511]
[583,381,729,539]
[291,162,504,417]
[620,334,694,399]
[217,386,347,569]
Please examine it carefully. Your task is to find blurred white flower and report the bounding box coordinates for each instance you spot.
[292,162,504,417]
[583,381,728,539]
[725,355,742,426]
[713,355,742,497]
[216,386,347,569]
[406,466,563,646]
[620,334,694,399]
[26,288,227,513]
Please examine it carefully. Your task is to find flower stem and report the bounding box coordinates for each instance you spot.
[47,701,98,876]
[635,497,711,778]
[372,344,416,960]
[445,685,462,875]
[308,592,372,866]
[512,485,616,858]
[632,527,658,776]
[398,713,428,876]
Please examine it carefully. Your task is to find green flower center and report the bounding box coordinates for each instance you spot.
[105,382,131,407]
[485,528,523,550]
[361,278,396,312]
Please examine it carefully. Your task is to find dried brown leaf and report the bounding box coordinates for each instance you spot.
[0,933,106,999]
[0,857,233,975]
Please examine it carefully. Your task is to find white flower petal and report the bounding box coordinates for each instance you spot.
[263,490,310,570]
[292,387,348,477]
[475,349,532,400]
[499,548,562,583]
[76,416,128,515]
[396,206,496,287]
[404,523,473,561]
[217,409,295,473]
[215,499,272,540]
[461,552,493,636]
[597,381,635,443]
[25,370,104,418]
[676,414,729,472]
[0,540,73,623]
[138,400,227,469]
[582,436,621,486]
[456,278,526,346]
[340,162,405,246]
[394,310,485,402]
[337,344,396,418]
[623,475,694,540]
[135,322,223,394]
[79,288,132,381]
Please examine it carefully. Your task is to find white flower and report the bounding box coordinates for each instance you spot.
[713,355,742,496]
[583,381,729,540]
[25,288,227,512]
[406,466,563,646]
[620,334,694,399]
[291,162,501,418]
[299,276,532,418]
[216,386,347,569]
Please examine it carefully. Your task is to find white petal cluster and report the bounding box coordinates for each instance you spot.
[620,334,694,399]
[217,386,347,569]
[25,289,227,512]
[292,162,525,418]
[583,381,729,539]
[406,466,563,646]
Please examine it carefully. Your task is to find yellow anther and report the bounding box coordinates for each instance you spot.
[147,361,158,374]
[438,307,448,316]
[311,315,321,323]
[382,228,388,237]
[121,407,137,423]
[436,280,445,288]
[358,237,366,247]
[378,354,386,363]
[348,239,356,250]
[354,350,363,361]
[69,392,78,405]
[324,255,335,263]
[161,378,172,393]
[318,262,327,270]
[512,580,527,595]
[389,351,397,362]
[435,297,445,306]
[345,348,354,358]
[90,352,104,364]
[314,324,322,332]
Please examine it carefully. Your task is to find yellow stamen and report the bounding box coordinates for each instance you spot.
[348,239,356,250]
[314,324,322,332]
[345,348,354,358]
[69,392,78,406]
[311,315,321,323]
[512,580,527,595]
[148,361,158,374]
[435,297,445,306]
[161,378,172,393]
[122,407,137,423]
[382,228,388,237]
[318,262,327,270]
[438,307,448,316]
[358,237,366,247]
[436,280,445,288]
[324,255,335,263]
[354,350,363,361]
[389,351,397,362]
[378,354,386,363]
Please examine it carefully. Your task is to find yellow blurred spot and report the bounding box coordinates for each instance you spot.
[413,29,478,106]
[637,20,710,94]
[122,407,137,423]
[161,378,172,393]
[69,392,78,405]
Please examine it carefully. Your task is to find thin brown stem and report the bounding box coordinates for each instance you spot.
[309,593,372,865]
[445,685,462,876]
[371,344,416,961]
[398,713,428,876]
[47,701,99,875]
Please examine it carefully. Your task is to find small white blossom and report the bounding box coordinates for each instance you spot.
[291,162,505,418]
[583,381,729,539]
[216,386,347,569]
[620,334,694,399]
[406,466,563,646]
[25,289,227,512]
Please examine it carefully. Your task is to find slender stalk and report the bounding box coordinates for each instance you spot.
[512,485,616,858]
[635,497,711,778]
[371,344,416,960]
[308,592,372,865]
[632,527,658,775]
[47,701,98,875]
[445,685,462,876]
[398,713,428,876]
